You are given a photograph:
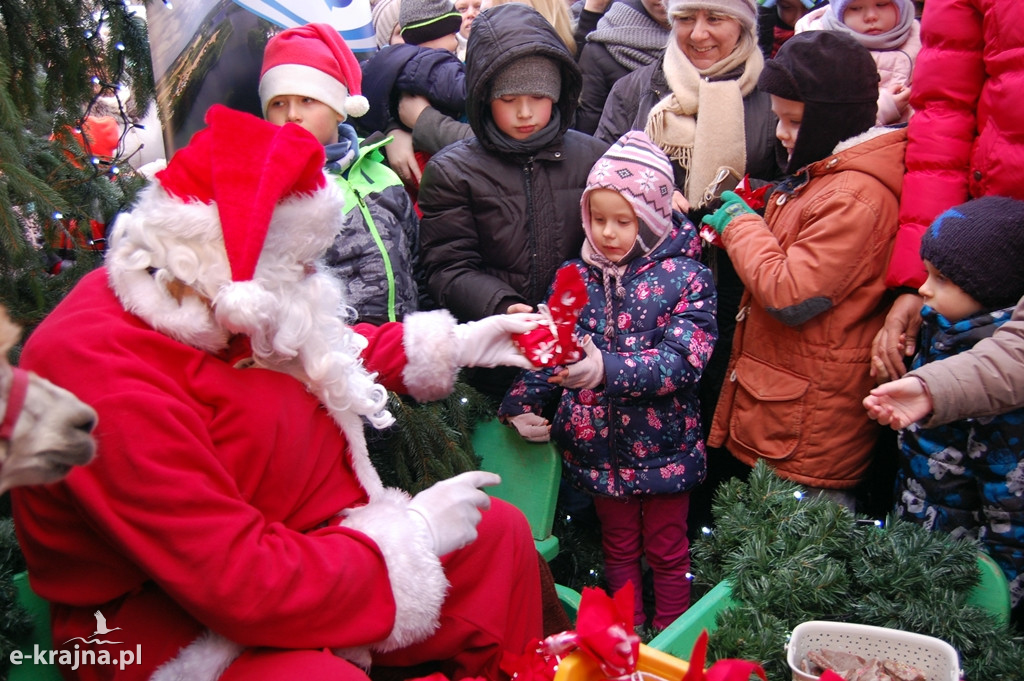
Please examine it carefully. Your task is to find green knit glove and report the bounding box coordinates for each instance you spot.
[701,190,756,237]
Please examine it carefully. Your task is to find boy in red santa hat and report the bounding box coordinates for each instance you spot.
[259,22,422,326]
[11,104,545,681]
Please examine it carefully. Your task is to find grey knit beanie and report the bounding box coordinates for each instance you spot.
[920,196,1024,311]
[400,0,462,45]
[373,0,402,48]
[490,56,561,102]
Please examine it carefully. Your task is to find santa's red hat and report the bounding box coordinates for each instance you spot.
[155,104,327,283]
[259,23,370,120]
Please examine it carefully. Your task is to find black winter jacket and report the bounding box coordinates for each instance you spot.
[575,41,632,136]
[418,4,609,322]
[359,43,466,135]
[573,0,669,135]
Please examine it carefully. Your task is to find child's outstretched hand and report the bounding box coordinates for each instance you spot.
[399,94,431,129]
[385,128,422,185]
[672,190,690,214]
[863,376,933,430]
[507,413,551,442]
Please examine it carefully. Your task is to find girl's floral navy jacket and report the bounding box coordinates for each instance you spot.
[499,217,718,498]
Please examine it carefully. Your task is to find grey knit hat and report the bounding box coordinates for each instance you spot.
[490,56,561,102]
[400,0,462,45]
[920,196,1024,311]
[666,0,757,32]
[372,0,402,48]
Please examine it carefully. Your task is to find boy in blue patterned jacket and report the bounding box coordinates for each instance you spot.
[260,23,421,325]
[498,131,718,633]
[888,195,1024,619]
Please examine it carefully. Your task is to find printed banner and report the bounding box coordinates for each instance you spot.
[146,0,374,154]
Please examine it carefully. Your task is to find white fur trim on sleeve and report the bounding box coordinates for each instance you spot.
[400,309,459,403]
[338,487,449,654]
[149,630,241,681]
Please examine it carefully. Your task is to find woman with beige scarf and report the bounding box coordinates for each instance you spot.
[596,0,778,208]
[595,0,782,540]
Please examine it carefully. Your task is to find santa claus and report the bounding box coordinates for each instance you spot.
[11,105,546,681]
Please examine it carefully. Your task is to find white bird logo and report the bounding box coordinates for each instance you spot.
[92,610,122,636]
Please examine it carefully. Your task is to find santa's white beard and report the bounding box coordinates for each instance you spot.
[108,181,394,430]
[214,265,393,431]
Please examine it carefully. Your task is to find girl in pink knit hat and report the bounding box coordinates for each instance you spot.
[500,131,718,635]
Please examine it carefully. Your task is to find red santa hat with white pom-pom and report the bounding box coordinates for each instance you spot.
[258,23,370,120]
[155,104,328,286]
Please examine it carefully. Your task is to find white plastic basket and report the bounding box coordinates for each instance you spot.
[786,620,962,681]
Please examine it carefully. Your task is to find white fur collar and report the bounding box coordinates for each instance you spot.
[832,126,902,154]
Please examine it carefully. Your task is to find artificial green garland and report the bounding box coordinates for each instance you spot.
[692,461,1024,680]
[365,381,497,494]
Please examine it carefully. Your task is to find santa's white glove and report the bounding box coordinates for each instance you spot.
[550,335,605,390]
[407,471,501,556]
[507,413,551,443]
[454,313,542,369]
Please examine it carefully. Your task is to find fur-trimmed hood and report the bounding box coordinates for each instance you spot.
[811,126,908,198]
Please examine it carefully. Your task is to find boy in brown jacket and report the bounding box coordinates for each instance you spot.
[701,30,906,509]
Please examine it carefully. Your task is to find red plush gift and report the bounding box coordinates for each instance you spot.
[501,583,766,681]
[512,266,587,368]
[501,584,639,681]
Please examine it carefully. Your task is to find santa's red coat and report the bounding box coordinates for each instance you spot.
[12,269,542,681]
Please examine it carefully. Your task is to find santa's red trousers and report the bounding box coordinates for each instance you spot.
[52,501,542,681]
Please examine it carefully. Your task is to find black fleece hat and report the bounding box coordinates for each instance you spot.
[759,31,879,173]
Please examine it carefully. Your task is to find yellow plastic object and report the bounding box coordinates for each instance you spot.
[968,551,1011,624]
[472,417,562,561]
[553,643,691,681]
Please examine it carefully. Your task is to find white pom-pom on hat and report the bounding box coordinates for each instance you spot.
[346,94,370,119]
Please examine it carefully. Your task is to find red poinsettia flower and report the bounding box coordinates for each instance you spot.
[699,175,771,249]
[574,584,641,678]
[682,630,766,681]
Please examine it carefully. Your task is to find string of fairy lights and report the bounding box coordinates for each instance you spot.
[49,2,154,244]
[75,8,132,181]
